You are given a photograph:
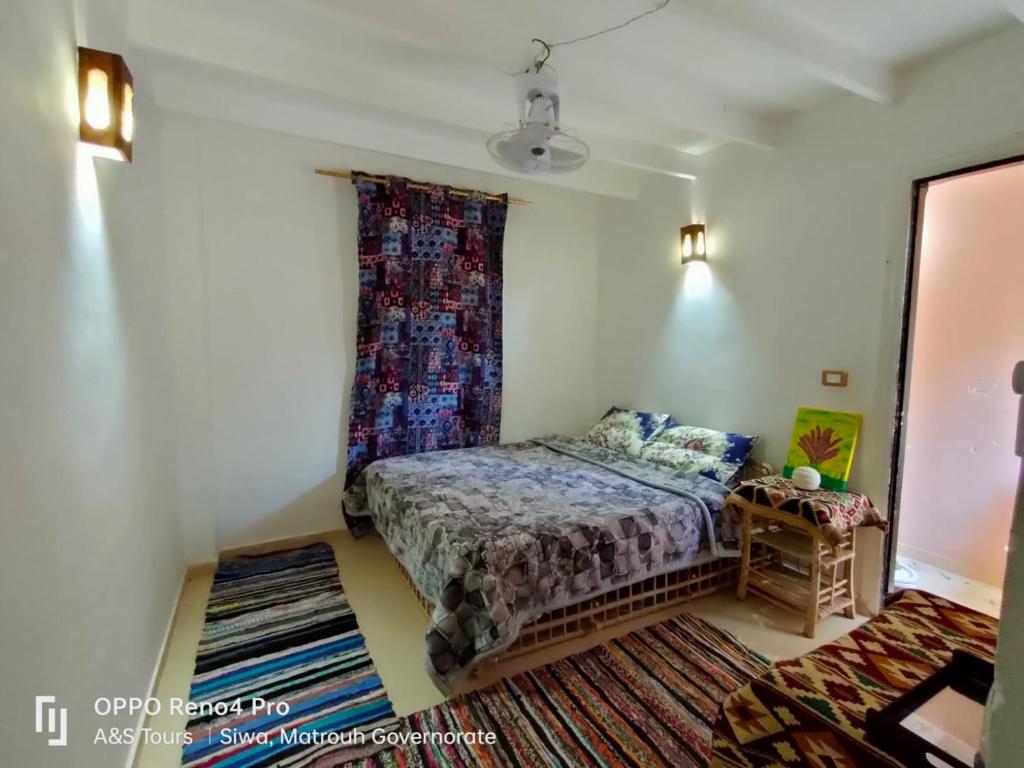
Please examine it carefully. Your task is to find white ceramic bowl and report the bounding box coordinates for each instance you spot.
[792,466,821,491]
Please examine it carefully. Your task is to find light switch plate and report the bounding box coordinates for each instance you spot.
[821,370,849,387]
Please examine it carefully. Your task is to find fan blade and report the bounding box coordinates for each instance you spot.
[546,147,588,172]
[548,146,585,163]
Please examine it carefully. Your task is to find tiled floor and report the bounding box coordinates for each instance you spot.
[894,553,1002,618]
[134,530,864,768]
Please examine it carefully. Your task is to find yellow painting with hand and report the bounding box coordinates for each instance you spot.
[783,407,862,491]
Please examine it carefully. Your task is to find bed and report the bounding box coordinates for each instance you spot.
[343,434,757,691]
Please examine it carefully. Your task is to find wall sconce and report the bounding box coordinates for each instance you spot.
[680,224,706,263]
[78,47,133,162]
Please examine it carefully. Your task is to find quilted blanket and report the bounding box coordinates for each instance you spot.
[343,436,735,691]
[712,590,998,767]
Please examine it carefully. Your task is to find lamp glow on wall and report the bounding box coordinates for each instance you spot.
[78,47,133,163]
[680,224,706,263]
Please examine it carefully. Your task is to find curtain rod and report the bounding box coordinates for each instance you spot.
[315,169,531,206]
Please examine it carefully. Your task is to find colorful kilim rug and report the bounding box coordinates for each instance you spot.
[180,543,399,768]
[352,614,770,768]
[711,590,999,767]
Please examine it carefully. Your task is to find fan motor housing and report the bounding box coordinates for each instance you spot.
[486,66,589,174]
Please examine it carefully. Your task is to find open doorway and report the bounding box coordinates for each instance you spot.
[886,156,1024,617]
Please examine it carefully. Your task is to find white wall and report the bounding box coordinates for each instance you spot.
[598,25,1024,612]
[156,113,606,561]
[898,163,1024,587]
[596,173,721,426]
[0,1,185,766]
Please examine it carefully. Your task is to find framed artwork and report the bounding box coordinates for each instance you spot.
[783,407,863,491]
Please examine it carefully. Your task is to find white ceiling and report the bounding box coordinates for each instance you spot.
[128,0,1018,195]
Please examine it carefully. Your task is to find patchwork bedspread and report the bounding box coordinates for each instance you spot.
[712,590,998,767]
[343,436,735,691]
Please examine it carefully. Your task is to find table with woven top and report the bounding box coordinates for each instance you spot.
[729,475,887,638]
[712,589,997,767]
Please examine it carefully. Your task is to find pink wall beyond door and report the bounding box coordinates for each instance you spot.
[898,161,1024,587]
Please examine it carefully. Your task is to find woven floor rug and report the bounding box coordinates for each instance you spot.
[712,590,999,767]
[180,543,399,768]
[354,613,769,768]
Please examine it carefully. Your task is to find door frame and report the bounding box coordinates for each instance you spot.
[883,152,1024,596]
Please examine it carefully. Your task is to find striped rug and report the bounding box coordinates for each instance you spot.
[354,613,770,768]
[180,543,399,768]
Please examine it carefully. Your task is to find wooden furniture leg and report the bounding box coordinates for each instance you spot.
[737,507,751,600]
[844,531,857,619]
[804,541,820,638]
[830,545,839,603]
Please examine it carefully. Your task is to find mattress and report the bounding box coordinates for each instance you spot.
[343,435,736,691]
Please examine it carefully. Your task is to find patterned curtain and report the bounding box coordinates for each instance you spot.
[344,174,507,502]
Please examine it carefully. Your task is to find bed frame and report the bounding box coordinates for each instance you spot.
[397,546,768,663]
[396,460,774,665]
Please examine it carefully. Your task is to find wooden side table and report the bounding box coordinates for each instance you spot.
[732,497,857,639]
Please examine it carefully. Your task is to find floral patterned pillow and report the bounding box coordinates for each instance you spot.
[640,421,757,484]
[584,407,670,456]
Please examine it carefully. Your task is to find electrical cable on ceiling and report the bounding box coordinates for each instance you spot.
[534,0,671,66]
[496,1,670,172]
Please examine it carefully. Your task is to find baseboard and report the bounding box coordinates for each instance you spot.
[126,568,188,768]
[218,528,346,560]
[123,536,346,768]
[896,543,969,577]
[186,561,218,578]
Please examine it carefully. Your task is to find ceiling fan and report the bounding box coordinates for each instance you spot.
[486,63,590,175]
[486,2,670,175]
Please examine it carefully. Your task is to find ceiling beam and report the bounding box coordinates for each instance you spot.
[142,48,701,190]
[128,0,769,178]
[585,135,699,180]
[139,51,648,199]
[270,0,777,147]
[683,0,894,104]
